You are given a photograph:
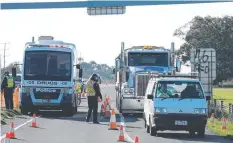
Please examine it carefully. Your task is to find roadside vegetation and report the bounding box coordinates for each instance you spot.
[213,88,233,104]
[207,119,233,141]
[1,108,21,125]
[207,87,233,141]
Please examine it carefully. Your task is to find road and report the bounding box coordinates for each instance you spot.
[1,84,232,143]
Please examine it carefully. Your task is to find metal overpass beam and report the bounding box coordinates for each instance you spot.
[0,1,229,10]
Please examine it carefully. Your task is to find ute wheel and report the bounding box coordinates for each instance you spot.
[197,127,205,137]
[189,130,195,136]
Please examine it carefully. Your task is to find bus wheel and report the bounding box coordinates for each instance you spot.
[62,106,74,117]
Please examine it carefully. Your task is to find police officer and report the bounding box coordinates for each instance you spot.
[1,71,15,110]
[85,74,102,124]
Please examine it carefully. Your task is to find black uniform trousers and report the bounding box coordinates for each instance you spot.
[86,96,98,122]
[4,87,14,109]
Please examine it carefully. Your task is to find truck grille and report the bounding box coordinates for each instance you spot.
[135,73,151,96]
[34,93,60,99]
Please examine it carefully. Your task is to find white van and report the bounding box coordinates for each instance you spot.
[143,75,208,137]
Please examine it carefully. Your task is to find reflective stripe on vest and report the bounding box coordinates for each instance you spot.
[86,80,95,96]
[7,77,14,87]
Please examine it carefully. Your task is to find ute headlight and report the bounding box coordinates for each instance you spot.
[194,108,207,114]
[155,107,167,113]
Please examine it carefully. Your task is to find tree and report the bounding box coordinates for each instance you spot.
[174,16,233,82]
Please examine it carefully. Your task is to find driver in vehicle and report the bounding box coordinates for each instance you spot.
[157,83,173,97]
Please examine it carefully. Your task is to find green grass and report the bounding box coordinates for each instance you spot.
[0,108,21,125]
[213,88,233,104]
[207,118,233,141]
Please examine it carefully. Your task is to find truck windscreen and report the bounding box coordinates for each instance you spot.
[24,51,71,81]
[128,52,168,66]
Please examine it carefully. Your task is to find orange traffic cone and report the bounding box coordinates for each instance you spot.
[104,102,111,118]
[118,125,125,142]
[8,122,15,139]
[222,118,227,130]
[210,113,214,123]
[108,109,118,130]
[98,97,101,102]
[82,92,85,97]
[134,136,139,143]
[31,113,37,127]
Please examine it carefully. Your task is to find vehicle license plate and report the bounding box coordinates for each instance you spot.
[175,120,187,125]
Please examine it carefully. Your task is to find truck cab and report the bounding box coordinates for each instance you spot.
[144,74,207,137]
[113,43,181,115]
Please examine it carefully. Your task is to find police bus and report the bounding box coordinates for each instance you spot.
[12,36,82,116]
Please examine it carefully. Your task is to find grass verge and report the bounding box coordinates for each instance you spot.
[213,88,233,104]
[1,108,22,125]
[207,118,233,141]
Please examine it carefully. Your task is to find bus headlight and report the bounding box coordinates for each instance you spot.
[22,87,30,96]
[63,88,72,96]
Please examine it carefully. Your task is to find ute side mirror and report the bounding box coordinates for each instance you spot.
[113,68,115,74]
[12,68,16,77]
[147,94,153,100]
[79,68,83,78]
[126,71,129,82]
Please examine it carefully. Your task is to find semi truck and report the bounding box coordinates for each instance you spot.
[112,42,181,115]
[12,36,83,116]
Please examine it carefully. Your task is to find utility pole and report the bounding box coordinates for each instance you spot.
[0,43,10,72]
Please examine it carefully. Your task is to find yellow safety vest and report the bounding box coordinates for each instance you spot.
[77,83,82,94]
[86,80,95,96]
[7,77,14,88]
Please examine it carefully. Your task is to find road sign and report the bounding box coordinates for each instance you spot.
[190,48,216,97]
[87,6,126,16]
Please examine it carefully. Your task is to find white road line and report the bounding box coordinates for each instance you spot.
[0,116,40,140]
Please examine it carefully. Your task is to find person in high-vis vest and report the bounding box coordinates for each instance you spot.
[1,71,15,109]
[85,73,102,124]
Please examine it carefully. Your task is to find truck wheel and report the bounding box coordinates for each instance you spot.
[149,120,157,136]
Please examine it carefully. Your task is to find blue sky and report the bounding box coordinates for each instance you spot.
[0,1,233,67]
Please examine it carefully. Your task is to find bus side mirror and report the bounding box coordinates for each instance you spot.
[76,64,81,69]
[113,68,115,74]
[12,68,16,77]
[79,68,83,78]
[126,71,129,82]
[176,59,181,72]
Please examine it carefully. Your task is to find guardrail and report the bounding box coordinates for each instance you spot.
[209,99,233,122]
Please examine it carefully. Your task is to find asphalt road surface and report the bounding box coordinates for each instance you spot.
[1,84,232,143]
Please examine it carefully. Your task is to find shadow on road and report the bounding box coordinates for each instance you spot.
[156,132,232,143]
[39,111,141,123]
